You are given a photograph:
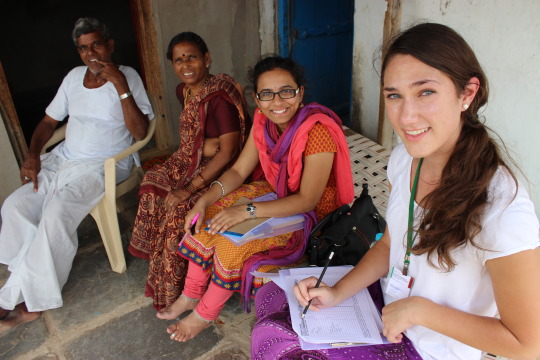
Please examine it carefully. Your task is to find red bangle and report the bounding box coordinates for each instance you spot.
[185,182,198,194]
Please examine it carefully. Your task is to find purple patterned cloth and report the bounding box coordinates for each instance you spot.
[251,281,423,360]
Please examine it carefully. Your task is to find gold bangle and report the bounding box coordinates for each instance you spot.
[196,173,206,188]
[210,180,225,198]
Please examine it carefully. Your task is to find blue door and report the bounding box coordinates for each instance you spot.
[278,0,354,123]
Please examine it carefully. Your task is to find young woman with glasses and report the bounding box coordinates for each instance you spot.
[159,56,355,342]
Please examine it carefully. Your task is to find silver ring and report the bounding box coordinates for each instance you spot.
[24,176,31,181]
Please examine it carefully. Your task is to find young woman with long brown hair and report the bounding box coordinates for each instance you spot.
[251,23,540,360]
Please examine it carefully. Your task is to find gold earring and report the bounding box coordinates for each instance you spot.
[257,109,262,114]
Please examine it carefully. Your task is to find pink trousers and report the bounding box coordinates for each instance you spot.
[182,262,233,321]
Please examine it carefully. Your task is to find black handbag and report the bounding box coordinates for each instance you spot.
[307,183,386,266]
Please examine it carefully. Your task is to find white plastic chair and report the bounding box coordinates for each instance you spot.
[41,106,156,273]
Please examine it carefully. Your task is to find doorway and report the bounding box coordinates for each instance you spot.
[278,0,354,124]
[0,0,140,145]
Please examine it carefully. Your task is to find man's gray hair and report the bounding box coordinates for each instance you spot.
[71,17,110,46]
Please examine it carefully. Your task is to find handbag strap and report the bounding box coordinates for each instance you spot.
[308,203,350,239]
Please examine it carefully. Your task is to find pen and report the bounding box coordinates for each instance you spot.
[223,230,243,237]
[301,250,334,318]
[329,341,367,347]
[202,227,243,237]
[190,213,200,233]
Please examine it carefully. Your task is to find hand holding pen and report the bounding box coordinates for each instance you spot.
[301,251,334,318]
[190,213,200,235]
[184,206,205,235]
[294,251,336,316]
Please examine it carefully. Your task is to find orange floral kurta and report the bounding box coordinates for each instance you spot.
[178,123,338,295]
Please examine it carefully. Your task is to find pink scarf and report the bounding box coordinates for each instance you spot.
[253,109,354,205]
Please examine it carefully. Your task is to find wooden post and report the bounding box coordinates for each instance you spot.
[131,0,171,160]
[0,61,27,166]
[377,0,402,148]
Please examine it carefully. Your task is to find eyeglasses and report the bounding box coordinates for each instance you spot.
[256,88,299,101]
[77,41,105,54]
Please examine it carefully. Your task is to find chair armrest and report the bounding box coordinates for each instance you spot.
[102,116,156,197]
[41,124,67,154]
[106,116,156,164]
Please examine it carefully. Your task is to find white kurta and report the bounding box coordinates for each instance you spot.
[0,65,153,312]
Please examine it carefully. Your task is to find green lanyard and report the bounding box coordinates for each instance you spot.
[403,158,423,276]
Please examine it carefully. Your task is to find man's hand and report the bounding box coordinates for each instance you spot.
[93,59,127,88]
[90,59,149,140]
[20,154,41,192]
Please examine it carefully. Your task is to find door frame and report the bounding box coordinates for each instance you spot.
[0,61,27,166]
[278,0,291,57]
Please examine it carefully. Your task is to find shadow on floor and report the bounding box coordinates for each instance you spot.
[0,190,253,360]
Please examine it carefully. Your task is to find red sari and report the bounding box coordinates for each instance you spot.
[129,74,248,310]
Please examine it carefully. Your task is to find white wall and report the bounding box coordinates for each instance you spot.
[259,0,276,55]
[354,0,540,217]
[352,0,386,138]
[0,113,21,208]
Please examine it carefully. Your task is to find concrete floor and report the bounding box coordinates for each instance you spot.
[0,190,521,360]
[0,191,254,360]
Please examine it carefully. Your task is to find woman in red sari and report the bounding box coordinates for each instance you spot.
[129,32,248,311]
[160,56,354,342]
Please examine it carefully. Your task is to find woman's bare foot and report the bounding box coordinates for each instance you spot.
[0,303,41,334]
[167,311,212,342]
[156,295,198,320]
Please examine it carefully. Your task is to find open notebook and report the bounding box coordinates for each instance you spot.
[252,266,389,350]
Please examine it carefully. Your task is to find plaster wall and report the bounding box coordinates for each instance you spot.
[152,0,261,146]
[353,0,540,217]
[0,113,21,208]
[259,0,277,55]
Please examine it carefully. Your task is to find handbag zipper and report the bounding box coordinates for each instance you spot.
[352,226,371,247]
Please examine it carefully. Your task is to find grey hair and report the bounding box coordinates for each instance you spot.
[71,17,110,46]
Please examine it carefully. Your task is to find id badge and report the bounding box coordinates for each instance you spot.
[385,267,413,300]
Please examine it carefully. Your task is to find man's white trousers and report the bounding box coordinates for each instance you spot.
[0,153,106,312]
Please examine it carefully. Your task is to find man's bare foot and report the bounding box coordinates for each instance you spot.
[0,303,41,334]
[156,295,198,320]
[167,311,212,342]
[0,308,10,320]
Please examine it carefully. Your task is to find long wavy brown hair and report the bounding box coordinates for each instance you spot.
[381,23,518,271]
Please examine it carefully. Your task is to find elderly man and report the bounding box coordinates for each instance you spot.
[0,17,153,332]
